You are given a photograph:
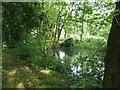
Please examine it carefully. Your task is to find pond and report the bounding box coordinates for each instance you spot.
[53,46,105,81]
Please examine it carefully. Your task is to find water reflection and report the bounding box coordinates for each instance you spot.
[59,51,65,60]
[53,47,104,80]
[71,65,82,76]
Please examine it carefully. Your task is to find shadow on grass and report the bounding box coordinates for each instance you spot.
[2,49,68,88]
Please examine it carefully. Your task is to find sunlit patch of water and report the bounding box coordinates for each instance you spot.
[71,65,82,76]
[88,68,92,73]
[59,51,65,60]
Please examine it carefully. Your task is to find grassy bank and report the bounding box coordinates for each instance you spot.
[2,49,69,88]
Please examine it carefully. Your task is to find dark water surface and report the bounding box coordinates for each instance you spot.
[53,47,104,80]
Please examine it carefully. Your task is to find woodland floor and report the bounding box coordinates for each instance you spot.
[2,49,69,88]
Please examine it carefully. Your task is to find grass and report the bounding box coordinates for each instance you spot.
[2,38,106,88]
[2,48,69,88]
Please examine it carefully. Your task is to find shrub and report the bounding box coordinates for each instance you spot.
[15,37,64,73]
[60,38,75,47]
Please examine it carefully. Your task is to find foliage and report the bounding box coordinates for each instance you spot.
[2,50,67,88]
[15,35,64,73]
[70,75,102,88]
[2,2,42,48]
[2,1,115,88]
[59,38,75,47]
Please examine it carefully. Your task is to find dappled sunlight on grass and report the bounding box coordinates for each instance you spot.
[4,69,17,82]
[16,83,25,88]
[20,66,32,72]
[40,70,51,75]
[8,70,17,76]
[2,49,70,88]
[2,42,106,88]
[27,81,32,86]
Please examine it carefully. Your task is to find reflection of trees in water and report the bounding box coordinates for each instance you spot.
[53,47,104,80]
[70,49,104,80]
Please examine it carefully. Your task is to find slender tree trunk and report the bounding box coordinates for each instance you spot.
[81,21,84,40]
[64,29,67,38]
[103,1,120,88]
[52,5,64,48]
[55,17,67,46]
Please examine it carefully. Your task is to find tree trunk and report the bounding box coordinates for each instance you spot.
[103,1,120,88]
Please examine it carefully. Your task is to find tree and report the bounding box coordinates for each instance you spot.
[103,1,120,88]
[2,2,42,48]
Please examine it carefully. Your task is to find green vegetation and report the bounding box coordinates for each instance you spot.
[2,49,68,88]
[2,1,117,88]
[59,38,75,47]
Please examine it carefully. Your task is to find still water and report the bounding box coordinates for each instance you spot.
[53,47,104,80]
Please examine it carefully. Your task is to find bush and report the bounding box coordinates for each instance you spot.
[70,75,102,88]
[29,54,65,73]
[60,38,75,47]
[16,44,33,60]
[15,37,64,73]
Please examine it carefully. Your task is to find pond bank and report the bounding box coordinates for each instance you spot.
[2,49,69,88]
[2,37,106,88]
